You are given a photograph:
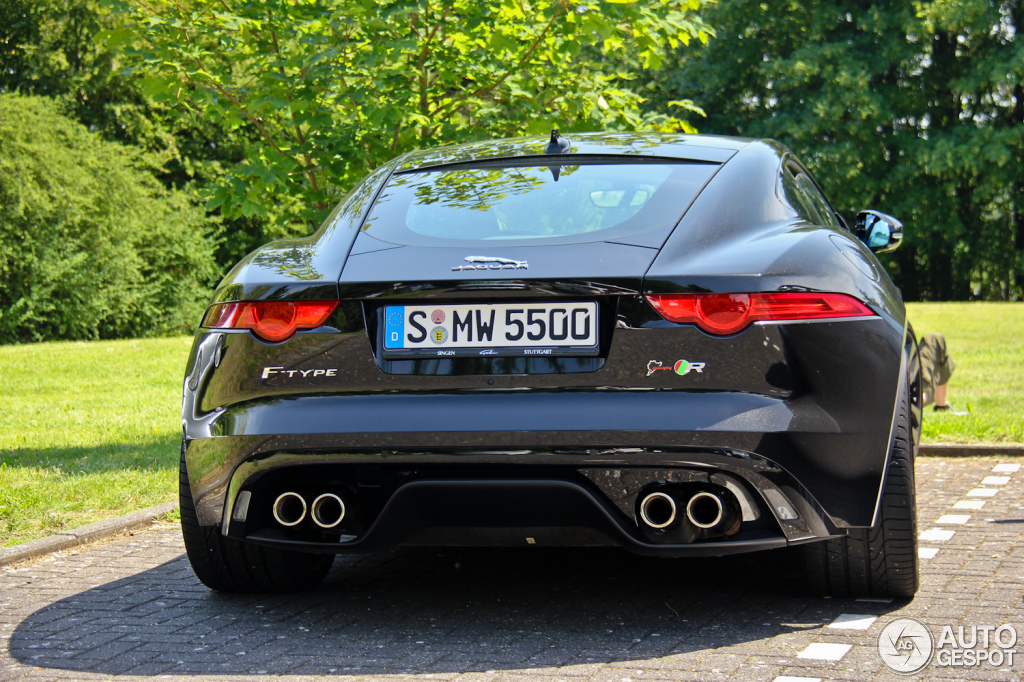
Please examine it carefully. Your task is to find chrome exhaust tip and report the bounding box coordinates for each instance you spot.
[310,493,346,529]
[686,492,723,529]
[272,492,307,527]
[639,491,677,529]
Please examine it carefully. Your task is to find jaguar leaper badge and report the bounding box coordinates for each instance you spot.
[452,256,528,271]
[647,359,706,376]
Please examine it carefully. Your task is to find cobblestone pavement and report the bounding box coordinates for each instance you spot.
[2,458,1022,682]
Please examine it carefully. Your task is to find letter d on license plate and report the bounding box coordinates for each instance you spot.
[383,302,598,358]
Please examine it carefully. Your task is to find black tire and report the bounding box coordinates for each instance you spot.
[801,382,919,598]
[179,441,334,592]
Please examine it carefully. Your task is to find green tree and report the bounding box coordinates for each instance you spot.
[640,0,1024,301]
[2,0,181,157]
[0,94,219,342]
[114,0,712,234]
[911,0,1024,301]
[1,0,270,267]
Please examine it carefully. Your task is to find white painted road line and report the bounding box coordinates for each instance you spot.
[828,614,878,630]
[797,642,852,661]
[982,476,1011,485]
[937,514,970,525]
[954,500,985,510]
[967,488,999,497]
[919,547,939,559]
[920,529,956,542]
[992,463,1021,473]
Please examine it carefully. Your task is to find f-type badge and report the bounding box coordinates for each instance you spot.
[452,256,528,271]
[647,359,706,377]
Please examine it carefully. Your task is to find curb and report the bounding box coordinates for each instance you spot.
[919,443,1024,458]
[0,501,178,568]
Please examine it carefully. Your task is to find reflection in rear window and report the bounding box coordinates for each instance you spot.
[362,162,718,246]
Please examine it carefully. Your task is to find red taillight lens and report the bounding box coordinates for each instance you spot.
[203,301,338,342]
[645,292,873,335]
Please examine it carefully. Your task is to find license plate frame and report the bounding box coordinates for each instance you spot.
[381,302,600,359]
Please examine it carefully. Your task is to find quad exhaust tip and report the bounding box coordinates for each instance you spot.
[311,493,346,529]
[272,492,307,527]
[686,491,724,529]
[639,491,677,529]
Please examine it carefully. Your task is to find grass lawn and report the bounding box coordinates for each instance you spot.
[906,302,1024,444]
[0,302,1020,547]
[0,337,192,547]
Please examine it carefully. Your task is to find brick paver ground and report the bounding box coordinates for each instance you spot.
[2,458,1022,681]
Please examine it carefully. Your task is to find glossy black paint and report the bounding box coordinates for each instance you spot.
[644,141,904,331]
[184,132,916,558]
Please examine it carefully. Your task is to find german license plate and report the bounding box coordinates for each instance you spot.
[382,302,599,358]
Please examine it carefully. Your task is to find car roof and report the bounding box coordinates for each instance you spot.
[396,132,754,171]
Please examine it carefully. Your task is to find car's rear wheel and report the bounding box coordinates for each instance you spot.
[801,382,919,598]
[179,441,333,592]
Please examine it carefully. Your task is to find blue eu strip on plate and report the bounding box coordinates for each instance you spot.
[384,307,405,349]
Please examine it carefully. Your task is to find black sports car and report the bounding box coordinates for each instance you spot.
[181,131,922,597]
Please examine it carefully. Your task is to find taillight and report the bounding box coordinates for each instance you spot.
[644,292,873,336]
[203,301,339,342]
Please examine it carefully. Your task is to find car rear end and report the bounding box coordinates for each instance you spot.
[182,137,908,565]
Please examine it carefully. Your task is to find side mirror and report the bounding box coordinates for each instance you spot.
[854,210,903,253]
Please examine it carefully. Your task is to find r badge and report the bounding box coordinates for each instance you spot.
[647,359,706,377]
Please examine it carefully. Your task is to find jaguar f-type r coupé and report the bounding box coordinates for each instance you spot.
[180,132,922,597]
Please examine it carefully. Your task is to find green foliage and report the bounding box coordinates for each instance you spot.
[1,0,271,266]
[113,0,712,233]
[1,0,178,157]
[639,0,1024,302]
[0,94,219,343]
[0,336,190,546]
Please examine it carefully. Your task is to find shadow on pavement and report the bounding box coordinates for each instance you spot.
[10,546,886,676]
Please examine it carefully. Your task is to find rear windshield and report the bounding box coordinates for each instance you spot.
[361,160,718,246]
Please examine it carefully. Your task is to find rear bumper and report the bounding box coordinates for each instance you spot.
[185,386,894,538]
[182,416,875,558]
